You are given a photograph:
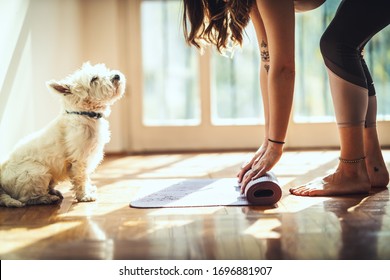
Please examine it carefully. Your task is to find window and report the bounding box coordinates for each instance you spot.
[211,22,263,125]
[141,0,200,126]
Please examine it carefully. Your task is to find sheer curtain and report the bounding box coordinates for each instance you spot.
[1,0,37,161]
[0,0,82,161]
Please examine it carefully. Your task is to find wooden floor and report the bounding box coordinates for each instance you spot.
[1,150,390,260]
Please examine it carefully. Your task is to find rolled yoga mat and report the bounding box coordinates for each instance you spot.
[129,172,283,208]
[240,171,282,205]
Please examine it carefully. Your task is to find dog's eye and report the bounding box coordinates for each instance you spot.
[91,76,98,83]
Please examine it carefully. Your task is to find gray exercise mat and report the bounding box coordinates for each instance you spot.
[130,173,282,208]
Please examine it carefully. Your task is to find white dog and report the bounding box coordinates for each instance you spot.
[0,62,126,207]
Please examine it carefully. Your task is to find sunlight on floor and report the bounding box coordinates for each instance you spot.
[266,195,331,214]
[148,207,225,216]
[243,218,281,239]
[122,219,194,239]
[0,221,81,255]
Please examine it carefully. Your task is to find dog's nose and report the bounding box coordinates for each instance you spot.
[113,74,120,81]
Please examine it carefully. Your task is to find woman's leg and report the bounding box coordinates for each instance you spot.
[290,0,390,196]
[360,54,390,187]
[364,96,390,187]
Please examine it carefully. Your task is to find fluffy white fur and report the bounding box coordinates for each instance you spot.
[0,62,126,207]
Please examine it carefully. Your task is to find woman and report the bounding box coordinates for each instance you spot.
[290,0,390,196]
[182,0,325,193]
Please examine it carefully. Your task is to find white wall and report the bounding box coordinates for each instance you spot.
[79,0,131,153]
[0,0,131,160]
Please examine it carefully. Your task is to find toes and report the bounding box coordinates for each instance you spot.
[289,185,307,195]
[290,185,319,196]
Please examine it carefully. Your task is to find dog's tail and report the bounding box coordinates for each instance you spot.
[0,164,25,207]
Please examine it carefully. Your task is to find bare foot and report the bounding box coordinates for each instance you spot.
[365,157,389,188]
[363,126,389,188]
[290,161,371,196]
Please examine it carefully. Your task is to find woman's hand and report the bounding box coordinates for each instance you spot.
[236,142,268,183]
[238,142,283,194]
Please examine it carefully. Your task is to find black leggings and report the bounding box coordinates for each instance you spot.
[320,0,390,97]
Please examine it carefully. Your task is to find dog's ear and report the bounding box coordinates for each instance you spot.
[46,80,72,96]
[82,61,92,71]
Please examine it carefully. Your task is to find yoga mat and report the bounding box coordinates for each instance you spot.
[130,172,282,208]
[241,171,282,206]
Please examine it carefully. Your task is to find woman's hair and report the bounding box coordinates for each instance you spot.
[182,0,254,54]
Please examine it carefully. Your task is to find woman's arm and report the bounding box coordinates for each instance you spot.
[239,0,295,192]
[260,0,295,143]
[237,1,270,183]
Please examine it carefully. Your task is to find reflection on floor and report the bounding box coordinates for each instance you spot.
[1,150,389,259]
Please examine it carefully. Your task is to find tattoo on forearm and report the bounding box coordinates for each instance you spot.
[261,50,270,62]
[260,40,270,73]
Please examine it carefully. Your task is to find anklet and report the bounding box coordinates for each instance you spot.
[339,156,366,164]
[268,138,285,145]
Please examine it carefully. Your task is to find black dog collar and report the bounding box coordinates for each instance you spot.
[66,110,103,119]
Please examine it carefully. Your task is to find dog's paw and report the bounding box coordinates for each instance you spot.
[75,184,97,202]
[0,195,26,207]
[6,200,26,208]
[77,193,97,202]
[76,187,97,202]
[26,194,61,205]
[49,188,64,199]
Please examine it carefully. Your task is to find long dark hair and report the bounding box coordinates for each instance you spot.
[182,0,254,53]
